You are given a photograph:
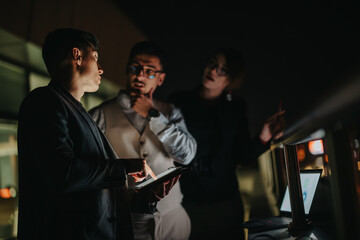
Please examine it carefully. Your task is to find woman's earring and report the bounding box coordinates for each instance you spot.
[226,91,232,101]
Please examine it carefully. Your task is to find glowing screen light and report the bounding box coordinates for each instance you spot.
[308,140,324,155]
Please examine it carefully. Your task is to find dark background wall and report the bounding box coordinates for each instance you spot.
[2,0,360,137]
[119,1,360,137]
[0,0,148,89]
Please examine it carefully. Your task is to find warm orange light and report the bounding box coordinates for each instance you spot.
[308,140,324,155]
[297,148,306,162]
[0,188,11,199]
[324,154,329,163]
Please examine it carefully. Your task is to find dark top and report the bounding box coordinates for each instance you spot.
[17,81,133,240]
[169,86,268,205]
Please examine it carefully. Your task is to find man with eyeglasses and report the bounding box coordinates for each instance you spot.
[89,41,197,240]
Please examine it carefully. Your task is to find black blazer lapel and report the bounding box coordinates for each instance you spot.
[49,85,109,158]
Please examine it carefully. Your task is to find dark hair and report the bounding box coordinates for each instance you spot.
[42,28,99,77]
[127,41,167,72]
[214,47,245,90]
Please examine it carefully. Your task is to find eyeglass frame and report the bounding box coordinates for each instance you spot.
[127,63,164,79]
[205,58,229,77]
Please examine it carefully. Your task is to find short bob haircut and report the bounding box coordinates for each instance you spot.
[209,47,245,91]
[42,28,99,78]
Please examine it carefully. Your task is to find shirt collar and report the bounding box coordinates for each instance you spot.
[117,90,132,109]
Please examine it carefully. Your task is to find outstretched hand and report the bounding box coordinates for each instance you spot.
[259,110,286,143]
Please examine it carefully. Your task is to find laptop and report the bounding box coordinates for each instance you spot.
[240,169,322,233]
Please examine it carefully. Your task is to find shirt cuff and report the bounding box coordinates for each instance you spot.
[148,113,169,135]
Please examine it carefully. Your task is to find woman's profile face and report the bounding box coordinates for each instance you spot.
[201,53,230,92]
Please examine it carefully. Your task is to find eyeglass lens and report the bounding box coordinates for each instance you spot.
[128,65,156,79]
[206,60,228,76]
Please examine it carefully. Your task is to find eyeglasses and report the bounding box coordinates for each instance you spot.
[127,64,163,79]
[206,59,229,76]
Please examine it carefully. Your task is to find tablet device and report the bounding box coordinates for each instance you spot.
[131,166,191,193]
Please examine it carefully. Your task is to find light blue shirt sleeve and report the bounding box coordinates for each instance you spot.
[149,105,197,165]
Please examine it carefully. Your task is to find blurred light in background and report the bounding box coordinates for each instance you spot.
[297,145,306,162]
[308,140,324,155]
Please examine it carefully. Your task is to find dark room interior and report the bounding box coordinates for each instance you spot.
[1,1,360,239]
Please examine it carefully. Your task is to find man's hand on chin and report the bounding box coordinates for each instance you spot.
[130,88,155,118]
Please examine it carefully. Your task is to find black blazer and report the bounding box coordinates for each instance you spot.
[17,81,133,240]
[169,86,268,204]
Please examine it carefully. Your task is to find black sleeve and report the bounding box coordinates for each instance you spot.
[233,98,269,166]
[17,88,127,193]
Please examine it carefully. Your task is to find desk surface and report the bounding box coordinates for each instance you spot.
[247,223,336,240]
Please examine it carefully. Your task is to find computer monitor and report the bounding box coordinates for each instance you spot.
[280,169,322,214]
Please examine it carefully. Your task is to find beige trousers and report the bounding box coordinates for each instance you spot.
[132,206,191,240]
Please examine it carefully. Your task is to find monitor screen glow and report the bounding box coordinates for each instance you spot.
[280,171,321,214]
